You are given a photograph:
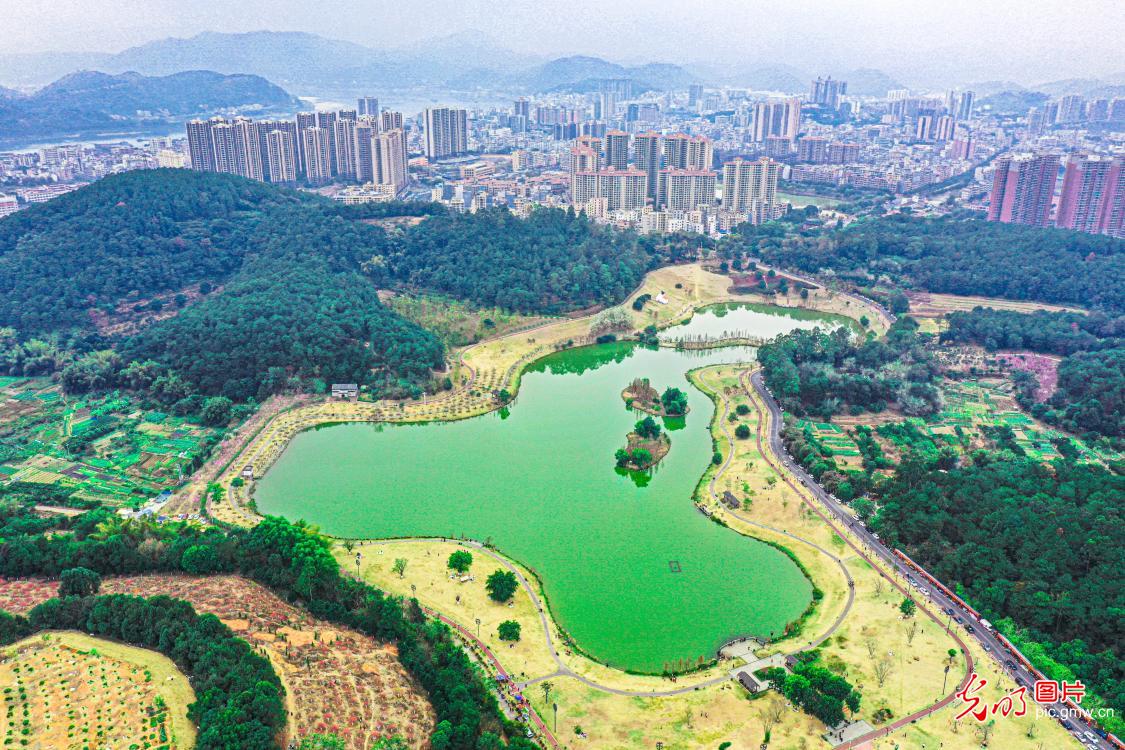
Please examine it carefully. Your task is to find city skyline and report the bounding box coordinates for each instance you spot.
[3,1,1124,87]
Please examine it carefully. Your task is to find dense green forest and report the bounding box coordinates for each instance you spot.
[1040,348,1125,440]
[873,455,1124,731]
[758,318,942,418]
[122,216,444,401]
[0,171,446,402]
[727,215,1125,314]
[384,207,659,314]
[0,500,536,750]
[0,172,694,406]
[0,169,311,333]
[942,308,1124,355]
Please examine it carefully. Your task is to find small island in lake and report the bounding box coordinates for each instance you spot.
[622,378,690,417]
[614,416,671,470]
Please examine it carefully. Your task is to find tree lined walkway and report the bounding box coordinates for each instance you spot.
[743,369,978,749]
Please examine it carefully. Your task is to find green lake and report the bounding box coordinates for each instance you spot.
[256,305,845,672]
[660,300,859,341]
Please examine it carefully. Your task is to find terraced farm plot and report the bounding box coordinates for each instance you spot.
[795,420,865,467]
[0,630,195,750]
[871,380,1121,466]
[0,380,222,507]
[0,575,435,749]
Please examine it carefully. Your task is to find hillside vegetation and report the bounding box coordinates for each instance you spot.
[731,214,1125,314]
[0,170,442,403]
[0,171,682,407]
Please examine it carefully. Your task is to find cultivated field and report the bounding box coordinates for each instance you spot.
[906,291,1087,319]
[0,575,434,750]
[0,377,222,507]
[0,630,196,750]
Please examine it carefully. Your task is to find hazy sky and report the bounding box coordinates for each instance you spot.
[5,0,1124,83]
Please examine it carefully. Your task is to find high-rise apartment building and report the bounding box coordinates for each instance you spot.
[956,91,975,120]
[751,98,802,142]
[662,134,712,171]
[185,117,262,181]
[381,110,404,131]
[689,84,705,108]
[423,107,468,160]
[597,168,647,212]
[721,157,781,221]
[301,126,333,185]
[374,129,408,195]
[595,91,617,121]
[353,119,378,183]
[1057,95,1087,124]
[634,132,662,202]
[658,169,716,211]
[765,135,792,159]
[828,142,862,164]
[604,131,631,171]
[987,153,1060,227]
[333,118,357,180]
[357,96,379,117]
[798,136,830,163]
[186,119,216,172]
[1087,99,1110,122]
[809,77,847,109]
[1057,154,1124,237]
[264,127,297,184]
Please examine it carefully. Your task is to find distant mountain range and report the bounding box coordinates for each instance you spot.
[0,30,888,99]
[0,70,299,144]
[0,30,1118,109]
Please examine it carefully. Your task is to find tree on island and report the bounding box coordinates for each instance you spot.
[486,569,519,603]
[631,448,653,466]
[661,387,688,416]
[635,416,662,440]
[498,620,522,642]
[447,550,473,573]
[58,567,101,598]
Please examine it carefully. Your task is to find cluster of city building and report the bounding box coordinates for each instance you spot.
[184,97,409,199]
[987,151,1124,237]
[0,139,189,216]
[2,75,1122,238]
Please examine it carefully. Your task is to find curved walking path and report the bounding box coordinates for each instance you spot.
[353,363,864,703]
[745,369,976,749]
[357,536,733,699]
[702,367,856,653]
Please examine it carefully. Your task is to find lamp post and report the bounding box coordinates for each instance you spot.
[475,618,481,638]
[553,702,557,733]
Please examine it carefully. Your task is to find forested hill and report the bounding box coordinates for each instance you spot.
[384,207,662,314]
[0,169,443,403]
[0,170,683,406]
[746,214,1125,314]
[0,169,316,332]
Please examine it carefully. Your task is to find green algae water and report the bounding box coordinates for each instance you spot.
[256,305,840,672]
[660,300,860,341]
